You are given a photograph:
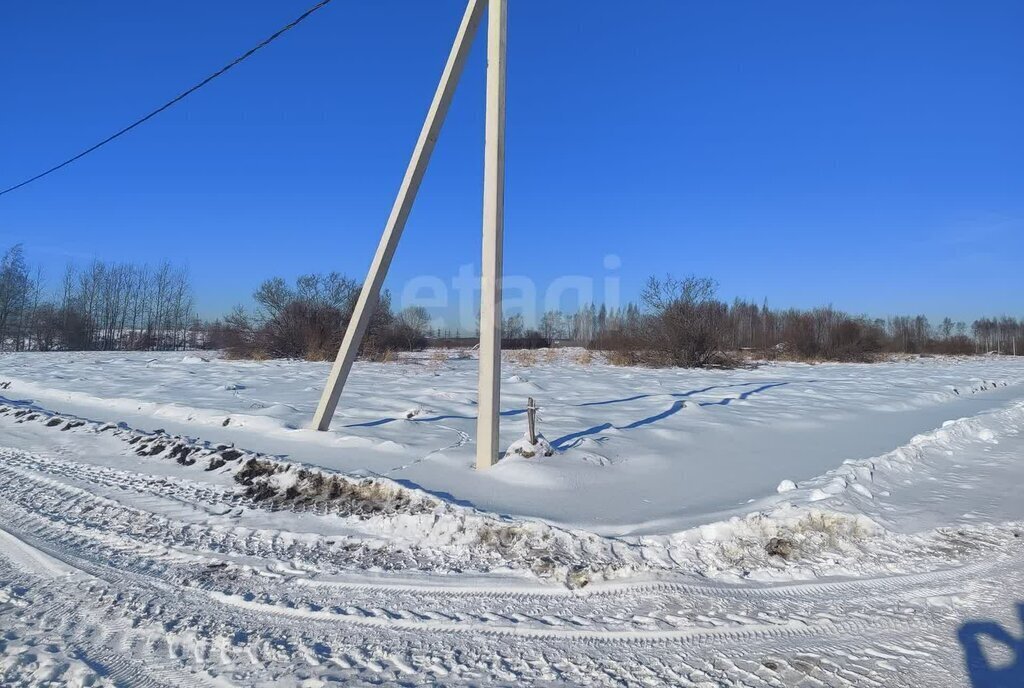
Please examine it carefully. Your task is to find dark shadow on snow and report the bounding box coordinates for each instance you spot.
[959,603,1024,688]
[345,408,527,429]
[575,392,653,407]
[550,382,791,449]
[695,382,790,407]
[549,422,615,448]
[575,381,772,408]
[391,478,476,509]
[342,380,801,453]
[621,400,687,429]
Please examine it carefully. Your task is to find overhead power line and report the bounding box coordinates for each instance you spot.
[0,0,334,198]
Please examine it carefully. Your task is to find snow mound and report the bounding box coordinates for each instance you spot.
[403,406,433,419]
[505,432,554,459]
[644,506,886,582]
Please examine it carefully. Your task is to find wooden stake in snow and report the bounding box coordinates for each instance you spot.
[526,397,538,445]
[507,396,552,459]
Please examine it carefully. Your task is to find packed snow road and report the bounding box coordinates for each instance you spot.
[2,352,1024,686]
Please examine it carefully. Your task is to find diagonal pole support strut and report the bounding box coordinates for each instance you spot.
[312,0,486,432]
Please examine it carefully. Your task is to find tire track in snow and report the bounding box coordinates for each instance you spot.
[0,528,956,655]
[0,450,1016,649]
[1,498,993,686]
[0,449,1006,607]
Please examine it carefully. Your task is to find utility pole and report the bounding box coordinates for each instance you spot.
[476,0,507,469]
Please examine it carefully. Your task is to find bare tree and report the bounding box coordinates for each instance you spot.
[0,245,34,350]
[639,275,728,366]
[503,313,525,340]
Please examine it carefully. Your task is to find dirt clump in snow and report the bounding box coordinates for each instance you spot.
[234,458,435,517]
[765,536,795,558]
[476,524,529,550]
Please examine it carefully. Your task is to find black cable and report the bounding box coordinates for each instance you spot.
[0,0,334,197]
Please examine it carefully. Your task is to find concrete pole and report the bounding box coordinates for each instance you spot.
[313,0,485,431]
[475,0,507,469]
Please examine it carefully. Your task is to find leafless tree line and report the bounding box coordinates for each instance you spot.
[426,275,1012,367]
[971,317,1024,355]
[207,273,432,360]
[0,244,198,352]
[534,275,1018,366]
[5,246,1019,364]
[432,276,1020,366]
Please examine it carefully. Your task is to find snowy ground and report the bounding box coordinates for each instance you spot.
[1,350,1023,686]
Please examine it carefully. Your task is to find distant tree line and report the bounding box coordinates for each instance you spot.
[562,275,1018,366]
[971,317,1024,355]
[0,244,198,352]
[428,275,1021,366]
[4,243,1021,365]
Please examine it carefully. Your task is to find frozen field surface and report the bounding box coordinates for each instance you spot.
[3,350,1024,534]
[2,350,1024,686]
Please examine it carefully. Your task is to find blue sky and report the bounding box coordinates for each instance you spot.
[1,0,1021,327]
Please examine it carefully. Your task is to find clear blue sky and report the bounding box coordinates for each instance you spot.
[1,0,1021,326]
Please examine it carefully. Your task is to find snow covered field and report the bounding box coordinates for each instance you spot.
[1,350,1023,686]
